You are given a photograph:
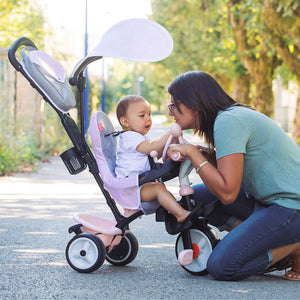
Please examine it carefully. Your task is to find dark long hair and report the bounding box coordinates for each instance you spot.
[168,71,245,147]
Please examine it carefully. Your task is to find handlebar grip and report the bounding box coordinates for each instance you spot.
[69,56,103,86]
[171,151,184,161]
[8,37,37,71]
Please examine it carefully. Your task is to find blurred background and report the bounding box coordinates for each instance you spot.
[1,0,299,175]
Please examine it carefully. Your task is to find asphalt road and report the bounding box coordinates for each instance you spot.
[1,121,299,300]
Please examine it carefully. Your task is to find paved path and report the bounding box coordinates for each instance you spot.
[0,119,299,300]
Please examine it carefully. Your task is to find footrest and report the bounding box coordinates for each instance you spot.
[73,213,122,235]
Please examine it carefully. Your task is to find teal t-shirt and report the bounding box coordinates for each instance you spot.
[214,106,300,209]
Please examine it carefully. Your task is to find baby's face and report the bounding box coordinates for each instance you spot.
[125,100,152,135]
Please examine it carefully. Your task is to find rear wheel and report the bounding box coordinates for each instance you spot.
[175,224,219,276]
[106,231,139,266]
[66,233,106,273]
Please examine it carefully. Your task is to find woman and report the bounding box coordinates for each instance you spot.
[167,71,300,281]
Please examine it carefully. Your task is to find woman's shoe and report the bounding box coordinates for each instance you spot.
[283,269,300,281]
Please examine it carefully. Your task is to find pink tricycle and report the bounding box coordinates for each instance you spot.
[8,19,219,275]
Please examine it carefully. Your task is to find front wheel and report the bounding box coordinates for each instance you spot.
[106,231,139,266]
[175,224,219,276]
[66,233,106,273]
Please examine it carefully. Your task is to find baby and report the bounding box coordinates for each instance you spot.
[115,95,191,229]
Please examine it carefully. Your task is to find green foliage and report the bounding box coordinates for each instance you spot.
[0,103,71,176]
[0,0,45,47]
[263,0,300,73]
[151,0,244,83]
[138,63,171,112]
[0,133,42,175]
[41,104,73,155]
[276,63,296,87]
[0,145,16,175]
[274,0,300,16]
[0,94,72,176]
[15,134,42,165]
[92,59,171,115]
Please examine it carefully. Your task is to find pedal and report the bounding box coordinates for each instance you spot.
[68,223,83,234]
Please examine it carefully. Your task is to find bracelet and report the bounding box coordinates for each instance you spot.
[196,161,208,173]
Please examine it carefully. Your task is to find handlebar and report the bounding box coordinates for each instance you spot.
[171,151,185,161]
[8,37,37,71]
[69,55,103,86]
[8,36,103,87]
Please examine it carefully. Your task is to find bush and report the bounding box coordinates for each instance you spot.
[15,134,42,164]
[0,145,17,175]
[0,102,75,176]
[41,104,73,155]
[0,133,42,176]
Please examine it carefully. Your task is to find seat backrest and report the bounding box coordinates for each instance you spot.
[89,111,140,209]
[91,110,117,176]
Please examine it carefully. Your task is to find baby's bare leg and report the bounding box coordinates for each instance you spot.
[141,182,190,223]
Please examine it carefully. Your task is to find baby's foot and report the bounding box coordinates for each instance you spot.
[177,210,190,223]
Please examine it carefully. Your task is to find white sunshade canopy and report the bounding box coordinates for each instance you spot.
[88,18,174,62]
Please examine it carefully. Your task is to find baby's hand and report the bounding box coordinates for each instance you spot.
[150,150,159,163]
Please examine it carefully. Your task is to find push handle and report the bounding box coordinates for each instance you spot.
[162,123,189,162]
[69,56,103,86]
[170,151,184,161]
[8,37,37,71]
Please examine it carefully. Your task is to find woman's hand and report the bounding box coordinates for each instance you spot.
[167,143,196,160]
[169,143,244,205]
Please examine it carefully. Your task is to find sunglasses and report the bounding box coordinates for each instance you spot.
[167,103,176,114]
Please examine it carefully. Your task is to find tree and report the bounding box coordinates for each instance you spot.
[227,0,281,116]
[0,0,45,47]
[263,0,300,143]
[151,0,251,104]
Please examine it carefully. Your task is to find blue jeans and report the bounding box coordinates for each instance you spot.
[193,184,300,281]
[193,184,254,231]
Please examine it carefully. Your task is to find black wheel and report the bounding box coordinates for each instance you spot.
[175,223,219,276]
[66,233,106,273]
[106,231,139,266]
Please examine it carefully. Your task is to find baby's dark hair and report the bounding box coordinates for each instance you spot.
[116,95,147,123]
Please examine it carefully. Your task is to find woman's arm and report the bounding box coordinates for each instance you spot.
[196,145,217,167]
[168,144,243,205]
[136,131,171,157]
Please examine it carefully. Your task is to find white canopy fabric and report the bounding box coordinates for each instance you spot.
[88,18,173,62]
